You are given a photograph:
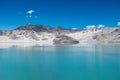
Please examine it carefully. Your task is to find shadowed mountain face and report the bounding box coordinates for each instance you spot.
[14,24,53,32]
[53,35,79,45]
[14,24,80,33]
[0,30,3,35]
[93,28,120,43]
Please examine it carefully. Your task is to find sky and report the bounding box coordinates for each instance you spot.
[0,0,120,30]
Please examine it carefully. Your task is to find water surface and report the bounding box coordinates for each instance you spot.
[0,44,120,80]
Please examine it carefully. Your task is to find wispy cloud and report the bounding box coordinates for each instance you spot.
[27,10,35,14]
[26,10,38,19]
[117,22,120,26]
[26,15,32,18]
[86,25,96,29]
[97,24,104,28]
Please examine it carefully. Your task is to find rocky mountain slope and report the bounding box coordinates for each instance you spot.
[93,28,120,43]
[0,24,120,45]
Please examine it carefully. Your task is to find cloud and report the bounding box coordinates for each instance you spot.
[26,15,38,19]
[26,10,38,19]
[117,22,120,26]
[72,28,77,30]
[97,24,105,28]
[27,10,35,14]
[86,25,96,29]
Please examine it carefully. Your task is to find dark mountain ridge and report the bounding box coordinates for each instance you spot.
[14,24,81,33]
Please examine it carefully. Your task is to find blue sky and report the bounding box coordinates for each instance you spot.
[0,0,120,30]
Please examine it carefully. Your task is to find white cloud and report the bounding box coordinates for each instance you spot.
[117,22,120,26]
[86,25,96,29]
[27,10,35,14]
[26,10,38,19]
[72,28,77,30]
[97,24,105,28]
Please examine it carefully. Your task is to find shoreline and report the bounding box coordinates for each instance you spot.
[0,42,120,48]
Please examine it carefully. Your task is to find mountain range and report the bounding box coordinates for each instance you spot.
[0,24,120,45]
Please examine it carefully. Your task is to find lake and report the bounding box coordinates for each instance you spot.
[0,44,120,80]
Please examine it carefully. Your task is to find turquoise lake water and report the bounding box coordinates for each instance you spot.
[0,44,120,80]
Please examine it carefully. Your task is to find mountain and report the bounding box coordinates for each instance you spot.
[0,24,120,45]
[14,24,81,33]
[93,28,120,43]
[14,24,53,32]
[53,35,79,45]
